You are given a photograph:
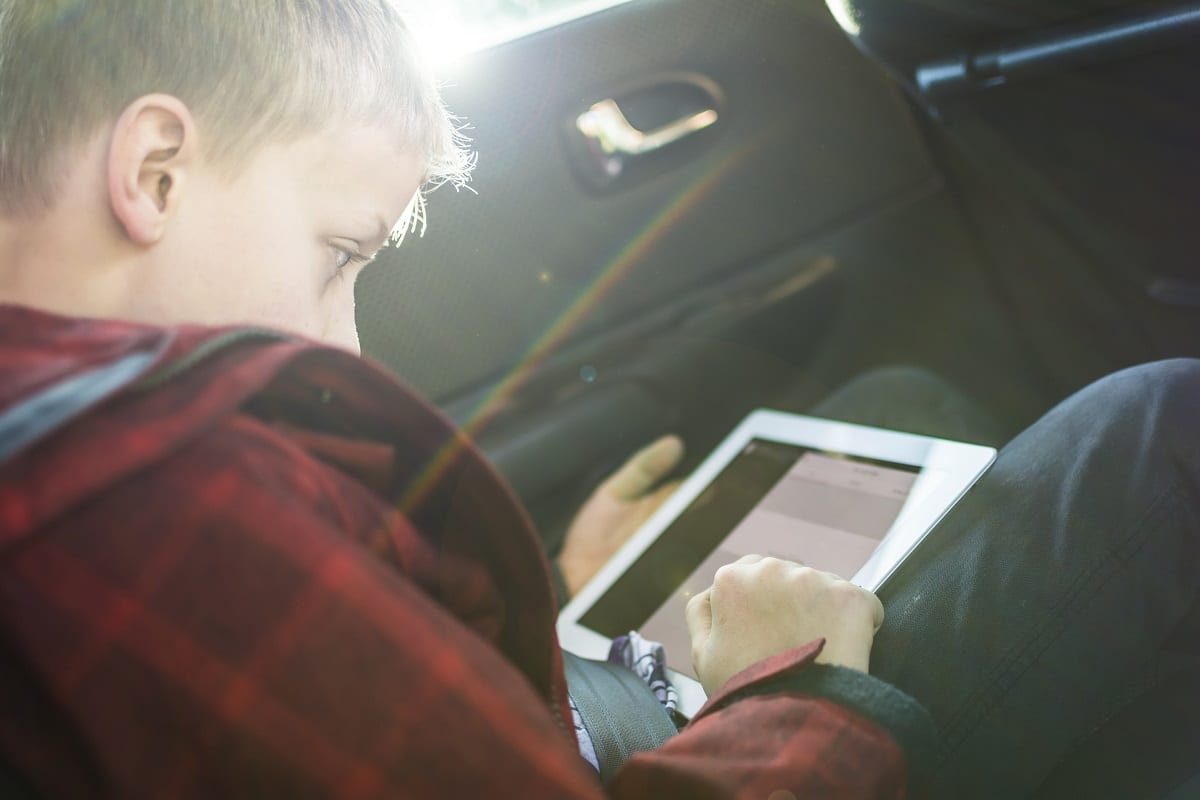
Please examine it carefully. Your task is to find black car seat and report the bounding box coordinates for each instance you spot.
[824,3,1200,796]
[829,0,1200,394]
[827,0,1200,300]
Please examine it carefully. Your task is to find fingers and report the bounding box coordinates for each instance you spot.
[695,557,885,680]
[645,479,681,507]
[605,435,684,502]
[716,556,884,630]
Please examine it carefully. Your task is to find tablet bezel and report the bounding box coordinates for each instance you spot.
[556,409,996,716]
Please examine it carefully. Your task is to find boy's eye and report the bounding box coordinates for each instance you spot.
[329,244,369,281]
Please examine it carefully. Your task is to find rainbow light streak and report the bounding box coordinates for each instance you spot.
[395,131,775,515]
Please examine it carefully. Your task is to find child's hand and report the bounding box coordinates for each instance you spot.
[556,435,684,597]
[685,555,884,695]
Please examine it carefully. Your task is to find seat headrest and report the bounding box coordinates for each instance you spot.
[828,0,1160,76]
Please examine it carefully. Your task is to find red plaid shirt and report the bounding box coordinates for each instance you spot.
[0,305,927,798]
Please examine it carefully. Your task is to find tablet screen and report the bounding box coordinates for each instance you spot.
[577,439,929,679]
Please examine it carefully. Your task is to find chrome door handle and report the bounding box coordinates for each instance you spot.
[576,98,719,157]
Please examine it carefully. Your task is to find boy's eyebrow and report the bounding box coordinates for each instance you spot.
[367,216,393,249]
[373,217,390,241]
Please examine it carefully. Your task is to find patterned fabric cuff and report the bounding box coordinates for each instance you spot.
[608,632,681,719]
[726,663,937,789]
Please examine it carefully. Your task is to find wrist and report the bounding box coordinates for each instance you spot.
[548,556,571,607]
[554,553,586,599]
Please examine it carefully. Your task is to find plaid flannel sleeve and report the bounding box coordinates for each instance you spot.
[616,643,934,798]
[2,412,921,799]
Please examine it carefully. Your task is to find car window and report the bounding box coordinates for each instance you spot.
[402,0,636,62]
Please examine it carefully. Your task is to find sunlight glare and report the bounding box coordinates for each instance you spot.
[826,0,862,36]
[402,0,640,69]
[403,7,481,68]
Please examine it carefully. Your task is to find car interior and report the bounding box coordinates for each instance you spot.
[356,0,1200,794]
[370,0,1198,552]
[0,0,1192,798]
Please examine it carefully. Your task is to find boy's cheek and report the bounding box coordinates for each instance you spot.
[223,276,323,339]
[319,286,361,352]
[249,282,358,350]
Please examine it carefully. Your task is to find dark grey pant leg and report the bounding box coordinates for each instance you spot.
[864,360,1200,797]
[810,365,1008,447]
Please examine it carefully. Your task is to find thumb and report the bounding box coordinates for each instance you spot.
[684,588,713,659]
[605,435,685,502]
[870,591,885,632]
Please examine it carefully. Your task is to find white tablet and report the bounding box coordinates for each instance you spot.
[557,409,996,717]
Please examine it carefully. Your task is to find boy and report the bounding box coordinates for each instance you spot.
[4,2,1198,798]
[0,1,929,797]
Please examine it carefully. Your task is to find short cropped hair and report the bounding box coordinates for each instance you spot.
[0,0,471,232]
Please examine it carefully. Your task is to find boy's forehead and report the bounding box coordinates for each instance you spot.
[297,126,419,182]
[285,126,425,222]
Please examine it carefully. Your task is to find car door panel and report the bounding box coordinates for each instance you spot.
[359,0,937,399]
[356,0,1034,539]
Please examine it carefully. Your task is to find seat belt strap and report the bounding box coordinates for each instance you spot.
[562,650,677,784]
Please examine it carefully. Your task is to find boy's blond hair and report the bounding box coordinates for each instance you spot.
[0,0,470,232]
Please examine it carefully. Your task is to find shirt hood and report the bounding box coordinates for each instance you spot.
[0,304,567,717]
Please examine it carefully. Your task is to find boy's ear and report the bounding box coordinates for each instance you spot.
[107,94,196,245]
